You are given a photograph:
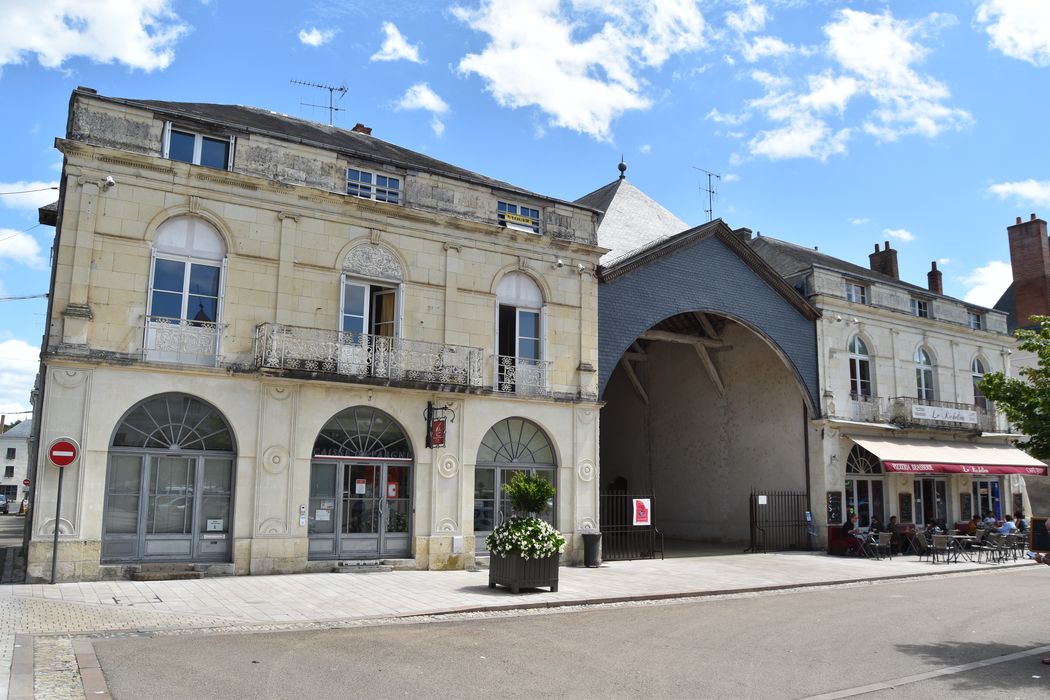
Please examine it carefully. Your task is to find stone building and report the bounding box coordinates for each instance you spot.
[751,234,1045,547]
[0,420,32,510]
[29,87,604,581]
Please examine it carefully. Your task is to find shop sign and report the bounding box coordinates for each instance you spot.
[632,498,651,526]
[911,404,978,425]
[206,519,223,532]
[882,461,1048,476]
[430,417,446,448]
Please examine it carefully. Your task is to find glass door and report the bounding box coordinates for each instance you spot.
[197,458,232,557]
[340,463,381,558]
[144,456,196,558]
[474,467,554,553]
[382,465,411,556]
[914,478,948,527]
[973,479,1002,519]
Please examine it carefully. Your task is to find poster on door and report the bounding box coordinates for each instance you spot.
[355,479,367,495]
[632,498,651,526]
[387,482,398,498]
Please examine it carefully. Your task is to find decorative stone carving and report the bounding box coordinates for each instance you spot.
[261,446,289,475]
[266,385,291,401]
[258,517,286,535]
[342,244,402,282]
[40,518,74,536]
[577,409,595,425]
[437,455,459,479]
[577,459,595,482]
[437,518,458,532]
[51,369,86,388]
[578,517,597,531]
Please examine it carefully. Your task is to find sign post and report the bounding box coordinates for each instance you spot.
[46,437,80,584]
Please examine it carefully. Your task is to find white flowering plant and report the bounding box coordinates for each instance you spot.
[484,472,565,559]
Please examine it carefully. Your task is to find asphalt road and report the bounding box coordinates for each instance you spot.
[93,566,1050,699]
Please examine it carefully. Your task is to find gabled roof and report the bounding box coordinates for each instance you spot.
[1,419,32,438]
[576,177,689,265]
[78,91,595,212]
[994,283,1019,330]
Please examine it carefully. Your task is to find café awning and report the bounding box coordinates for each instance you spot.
[849,436,1048,476]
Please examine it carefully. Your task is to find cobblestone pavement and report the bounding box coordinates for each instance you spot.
[0,552,1032,698]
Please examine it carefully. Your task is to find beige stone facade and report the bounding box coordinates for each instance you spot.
[29,90,603,581]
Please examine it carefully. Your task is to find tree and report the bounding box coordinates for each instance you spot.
[979,316,1050,460]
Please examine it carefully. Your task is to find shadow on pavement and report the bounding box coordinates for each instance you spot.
[895,641,1049,693]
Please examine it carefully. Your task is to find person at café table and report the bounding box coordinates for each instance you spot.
[998,514,1017,535]
[983,510,997,526]
[966,514,982,535]
[869,515,883,533]
[841,514,865,556]
[887,515,903,553]
[1016,510,1029,533]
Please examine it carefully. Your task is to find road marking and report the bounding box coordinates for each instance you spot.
[802,644,1050,699]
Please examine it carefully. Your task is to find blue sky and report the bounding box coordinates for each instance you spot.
[2,0,1050,413]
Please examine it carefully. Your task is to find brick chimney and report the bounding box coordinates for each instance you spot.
[351,123,372,135]
[1007,213,1050,326]
[927,261,942,294]
[869,241,899,279]
[732,227,752,243]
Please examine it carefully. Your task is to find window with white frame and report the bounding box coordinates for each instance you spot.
[340,276,400,337]
[845,282,868,304]
[967,311,983,330]
[346,168,400,204]
[495,272,545,392]
[910,298,929,318]
[497,201,540,234]
[164,124,232,170]
[972,357,988,411]
[848,335,872,398]
[915,347,935,401]
[845,444,884,528]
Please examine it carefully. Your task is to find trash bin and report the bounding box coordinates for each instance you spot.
[582,531,602,567]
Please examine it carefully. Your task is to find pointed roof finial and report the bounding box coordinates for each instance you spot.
[618,156,627,180]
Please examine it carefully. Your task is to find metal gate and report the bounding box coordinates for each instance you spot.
[599,492,663,561]
[748,490,813,553]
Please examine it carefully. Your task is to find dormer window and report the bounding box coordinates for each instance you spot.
[163,123,232,170]
[346,168,400,204]
[498,201,540,234]
[910,298,929,318]
[967,311,983,330]
[845,282,868,304]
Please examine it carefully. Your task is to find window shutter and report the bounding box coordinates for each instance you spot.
[162,122,172,159]
[339,272,347,332]
[227,135,236,171]
[396,282,405,338]
[540,305,549,391]
[216,257,228,357]
[145,248,158,317]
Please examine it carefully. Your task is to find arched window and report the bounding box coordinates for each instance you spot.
[496,273,546,394]
[848,336,872,398]
[844,444,883,528]
[972,357,988,411]
[146,216,226,365]
[915,347,935,401]
[474,418,557,553]
[103,393,235,563]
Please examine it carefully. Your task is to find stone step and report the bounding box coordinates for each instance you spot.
[128,563,208,581]
[333,560,393,573]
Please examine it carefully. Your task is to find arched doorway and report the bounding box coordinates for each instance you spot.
[102,393,235,563]
[308,406,413,559]
[474,417,557,553]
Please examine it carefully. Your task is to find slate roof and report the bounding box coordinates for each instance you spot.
[575,177,689,265]
[84,92,593,211]
[1,419,32,438]
[994,284,1019,330]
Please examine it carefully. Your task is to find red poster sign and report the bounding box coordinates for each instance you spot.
[633,498,651,526]
[429,418,446,448]
[387,482,398,498]
[47,437,80,468]
[882,461,1048,476]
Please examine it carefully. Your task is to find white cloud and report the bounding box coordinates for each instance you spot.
[976,0,1050,67]
[705,107,749,125]
[883,227,915,242]
[396,83,450,137]
[988,179,1050,206]
[639,144,652,154]
[939,257,952,265]
[0,229,46,269]
[742,35,795,62]
[298,27,335,47]
[0,338,38,413]
[722,173,740,182]
[961,260,1013,307]
[0,0,187,71]
[453,0,706,141]
[0,181,59,211]
[370,21,421,63]
[850,217,870,225]
[725,0,767,35]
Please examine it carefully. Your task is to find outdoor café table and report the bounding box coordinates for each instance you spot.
[898,530,918,555]
[949,534,977,562]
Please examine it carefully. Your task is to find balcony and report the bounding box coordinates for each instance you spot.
[143,316,223,367]
[255,324,485,389]
[833,394,999,433]
[495,355,551,397]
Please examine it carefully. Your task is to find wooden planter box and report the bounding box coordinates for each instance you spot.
[488,552,559,593]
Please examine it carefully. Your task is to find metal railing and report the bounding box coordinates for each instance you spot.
[833,394,998,432]
[255,323,485,388]
[143,316,223,367]
[495,355,551,396]
[598,491,664,561]
[748,490,812,553]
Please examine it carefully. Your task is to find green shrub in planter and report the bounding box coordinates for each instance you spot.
[485,473,565,562]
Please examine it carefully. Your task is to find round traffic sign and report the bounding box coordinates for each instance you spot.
[47,437,80,468]
[22,479,30,486]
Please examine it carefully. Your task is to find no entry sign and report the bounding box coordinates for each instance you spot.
[22,479,30,486]
[47,437,80,468]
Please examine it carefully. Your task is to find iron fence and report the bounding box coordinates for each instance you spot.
[599,491,663,561]
[748,490,813,553]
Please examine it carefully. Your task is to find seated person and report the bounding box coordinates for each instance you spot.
[983,510,997,526]
[869,515,882,534]
[841,514,865,555]
[998,514,1018,535]
[1016,510,1029,533]
[886,515,904,553]
[966,514,982,535]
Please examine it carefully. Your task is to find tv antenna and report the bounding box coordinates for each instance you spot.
[290,79,348,126]
[692,166,721,222]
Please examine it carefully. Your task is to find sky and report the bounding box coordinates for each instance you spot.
[2,0,1050,414]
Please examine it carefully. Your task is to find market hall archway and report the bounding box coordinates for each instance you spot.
[101,393,236,563]
[308,406,414,560]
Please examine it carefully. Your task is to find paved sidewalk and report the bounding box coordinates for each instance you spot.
[0,552,1032,698]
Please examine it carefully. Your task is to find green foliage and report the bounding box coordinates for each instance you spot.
[979,316,1050,459]
[502,471,555,516]
[485,517,565,559]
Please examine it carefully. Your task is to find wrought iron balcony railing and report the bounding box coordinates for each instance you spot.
[255,323,485,388]
[143,316,223,367]
[833,394,999,433]
[495,355,551,396]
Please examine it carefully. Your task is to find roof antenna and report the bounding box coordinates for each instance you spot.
[692,166,721,222]
[618,156,627,180]
[290,79,348,126]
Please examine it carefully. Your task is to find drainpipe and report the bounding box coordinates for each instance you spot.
[803,401,812,549]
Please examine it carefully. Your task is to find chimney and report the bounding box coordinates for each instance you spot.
[1007,213,1050,326]
[732,227,752,243]
[351,123,372,135]
[927,261,943,294]
[869,241,899,279]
